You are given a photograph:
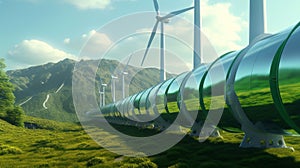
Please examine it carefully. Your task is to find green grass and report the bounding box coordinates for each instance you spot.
[1,117,300,167]
[151,132,300,168]
[0,117,159,168]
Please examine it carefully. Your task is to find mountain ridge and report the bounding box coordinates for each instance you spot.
[7,58,166,122]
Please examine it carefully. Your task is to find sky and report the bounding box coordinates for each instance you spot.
[1,0,300,72]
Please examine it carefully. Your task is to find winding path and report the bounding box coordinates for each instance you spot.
[43,94,50,109]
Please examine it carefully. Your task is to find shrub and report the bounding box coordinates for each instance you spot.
[120,163,139,168]
[5,106,24,127]
[169,162,190,168]
[121,157,157,168]
[0,144,22,155]
[87,157,107,167]
[138,161,158,168]
[32,139,64,150]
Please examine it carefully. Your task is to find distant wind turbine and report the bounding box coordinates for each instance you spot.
[108,65,118,103]
[141,0,194,82]
[121,54,133,99]
[98,82,103,107]
[111,75,118,103]
[101,84,107,106]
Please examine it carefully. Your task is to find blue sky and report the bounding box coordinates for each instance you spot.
[1,0,300,70]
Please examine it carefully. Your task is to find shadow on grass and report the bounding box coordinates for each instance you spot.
[85,119,300,168]
[152,135,300,168]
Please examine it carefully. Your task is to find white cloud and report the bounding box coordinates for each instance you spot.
[200,0,247,54]
[64,30,113,59]
[82,30,113,58]
[82,34,87,38]
[154,0,248,57]
[22,0,111,10]
[64,38,70,44]
[7,39,78,68]
[64,0,111,10]
[136,0,247,65]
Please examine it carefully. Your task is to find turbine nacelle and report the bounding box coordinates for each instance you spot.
[156,16,170,23]
[111,75,118,79]
[141,0,194,73]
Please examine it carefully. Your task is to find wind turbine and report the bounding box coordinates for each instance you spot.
[99,91,104,107]
[107,54,133,102]
[121,54,133,99]
[193,0,266,66]
[98,81,103,107]
[122,72,128,99]
[101,84,107,106]
[97,77,105,107]
[141,0,194,82]
[111,75,118,103]
[108,65,120,103]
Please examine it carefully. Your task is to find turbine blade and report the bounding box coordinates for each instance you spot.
[161,6,194,20]
[109,65,119,76]
[123,54,133,72]
[153,0,159,15]
[141,21,159,66]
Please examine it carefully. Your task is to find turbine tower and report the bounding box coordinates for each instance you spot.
[122,72,128,99]
[121,54,133,99]
[98,83,103,107]
[109,65,119,103]
[101,84,107,106]
[111,75,118,103]
[193,0,201,69]
[249,0,266,43]
[141,0,194,82]
[99,91,104,107]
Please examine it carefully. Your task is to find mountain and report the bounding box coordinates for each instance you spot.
[7,59,77,122]
[7,59,168,122]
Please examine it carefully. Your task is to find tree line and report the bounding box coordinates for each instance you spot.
[0,59,24,127]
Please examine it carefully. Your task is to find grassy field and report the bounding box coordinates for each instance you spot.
[1,117,300,168]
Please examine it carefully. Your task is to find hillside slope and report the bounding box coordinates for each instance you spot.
[7,59,165,122]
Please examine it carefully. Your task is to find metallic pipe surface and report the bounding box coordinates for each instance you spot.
[101,23,300,135]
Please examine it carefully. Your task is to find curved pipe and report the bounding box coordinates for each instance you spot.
[101,22,300,135]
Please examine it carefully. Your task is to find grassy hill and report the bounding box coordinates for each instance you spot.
[1,117,300,167]
[7,59,167,122]
[7,59,77,122]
